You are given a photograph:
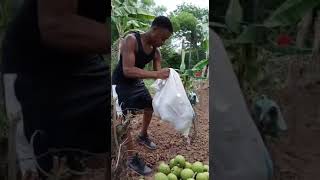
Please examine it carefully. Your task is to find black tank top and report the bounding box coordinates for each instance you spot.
[1,0,108,74]
[112,32,156,85]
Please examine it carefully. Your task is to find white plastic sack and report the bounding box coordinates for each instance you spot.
[152,68,194,136]
[112,85,123,117]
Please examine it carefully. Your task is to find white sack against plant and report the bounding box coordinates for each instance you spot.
[152,68,194,136]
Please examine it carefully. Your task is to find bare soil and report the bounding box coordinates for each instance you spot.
[126,85,209,180]
[269,86,320,180]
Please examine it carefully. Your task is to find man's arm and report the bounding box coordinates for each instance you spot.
[153,49,162,71]
[122,35,159,79]
[38,0,110,54]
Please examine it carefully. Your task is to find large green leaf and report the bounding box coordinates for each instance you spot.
[209,22,228,29]
[137,21,149,27]
[201,38,209,51]
[127,0,138,6]
[111,16,118,24]
[191,59,208,71]
[265,0,320,27]
[235,25,268,44]
[225,0,243,34]
[130,9,155,20]
[112,0,123,6]
[113,7,125,16]
[126,20,140,28]
[123,29,145,36]
[124,5,136,14]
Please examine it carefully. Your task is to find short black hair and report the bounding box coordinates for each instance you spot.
[151,16,173,33]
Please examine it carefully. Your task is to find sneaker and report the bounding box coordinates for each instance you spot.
[137,134,157,150]
[127,154,152,176]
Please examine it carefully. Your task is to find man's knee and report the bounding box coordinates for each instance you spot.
[144,107,153,114]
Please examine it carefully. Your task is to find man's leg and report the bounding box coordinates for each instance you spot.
[115,84,153,175]
[140,108,153,136]
[125,115,152,176]
[137,108,157,150]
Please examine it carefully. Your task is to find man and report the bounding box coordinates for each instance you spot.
[1,0,110,178]
[112,16,173,175]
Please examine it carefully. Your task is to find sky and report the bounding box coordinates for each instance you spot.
[153,0,209,13]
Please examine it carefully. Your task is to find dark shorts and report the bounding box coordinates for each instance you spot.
[8,55,110,173]
[115,80,153,114]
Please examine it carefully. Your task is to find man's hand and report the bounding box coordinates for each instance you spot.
[156,68,170,79]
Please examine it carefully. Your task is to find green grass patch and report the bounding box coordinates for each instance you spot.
[144,79,156,96]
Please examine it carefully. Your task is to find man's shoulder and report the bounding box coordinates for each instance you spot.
[124,33,137,42]
[122,34,138,50]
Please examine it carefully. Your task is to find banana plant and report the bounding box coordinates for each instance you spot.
[211,0,320,102]
[111,0,155,39]
[264,0,320,28]
[179,54,208,92]
[177,38,208,93]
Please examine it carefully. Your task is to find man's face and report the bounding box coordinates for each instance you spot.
[151,27,172,47]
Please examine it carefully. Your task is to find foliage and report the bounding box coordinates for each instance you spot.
[170,4,209,69]
[111,0,209,87]
[178,45,208,93]
[265,0,320,27]
[111,0,155,41]
[225,0,243,34]
[212,0,320,103]
[152,5,168,16]
[173,3,209,23]
[111,0,156,70]
[160,43,181,69]
[171,12,198,36]
[0,0,11,29]
[139,0,155,8]
[211,0,272,101]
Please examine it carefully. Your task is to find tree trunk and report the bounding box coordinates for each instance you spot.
[296,11,314,48]
[312,10,320,56]
[188,49,192,69]
[196,49,199,61]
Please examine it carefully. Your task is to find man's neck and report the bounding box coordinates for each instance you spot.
[141,32,153,47]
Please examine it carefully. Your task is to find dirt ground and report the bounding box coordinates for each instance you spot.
[126,84,209,179]
[268,65,320,180]
[268,90,320,180]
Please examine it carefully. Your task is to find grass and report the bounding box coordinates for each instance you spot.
[144,79,156,96]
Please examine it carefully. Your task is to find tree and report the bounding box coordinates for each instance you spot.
[160,43,181,69]
[152,5,168,16]
[171,12,198,68]
[139,0,155,9]
[170,8,208,68]
[173,3,209,23]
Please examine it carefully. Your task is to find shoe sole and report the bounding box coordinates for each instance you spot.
[138,141,157,150]
[127,164,152,176]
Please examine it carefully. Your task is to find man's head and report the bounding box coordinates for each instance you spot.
[149,16,173,47]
